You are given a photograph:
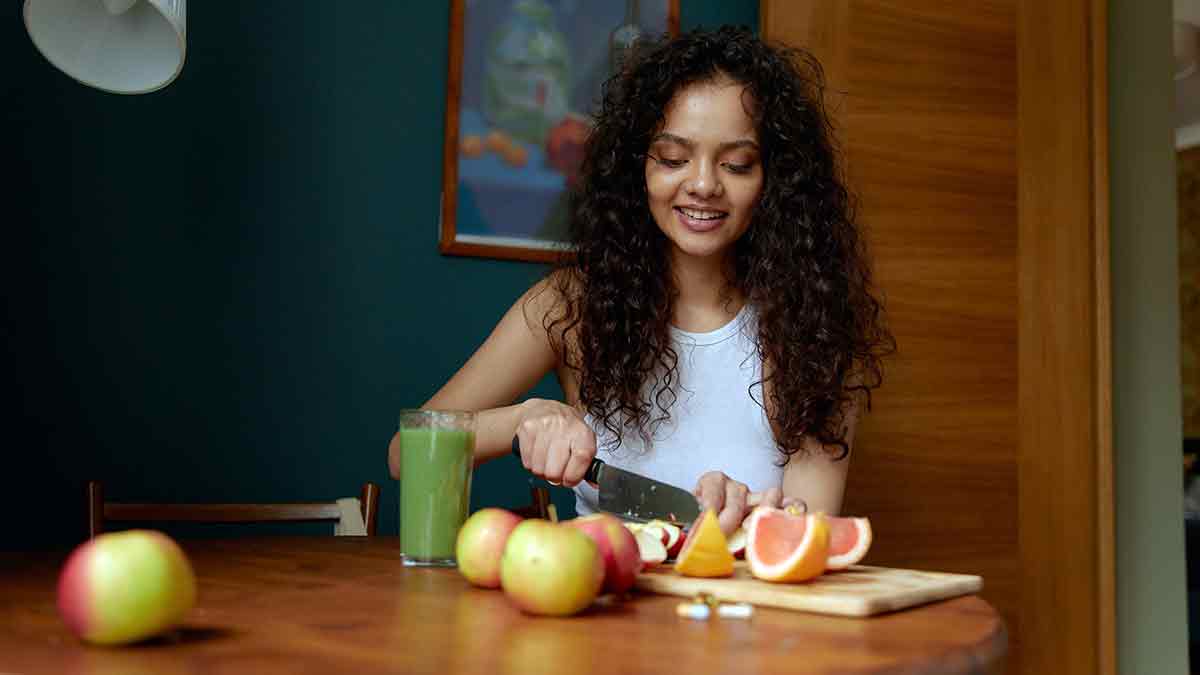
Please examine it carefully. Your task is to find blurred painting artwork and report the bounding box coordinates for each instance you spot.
[440,0,679,262]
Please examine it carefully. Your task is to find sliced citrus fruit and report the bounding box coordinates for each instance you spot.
[825,516,872,570]
[745,507,830,583]
[673,510,734,578]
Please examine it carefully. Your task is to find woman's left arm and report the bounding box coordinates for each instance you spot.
[781,398,860,516]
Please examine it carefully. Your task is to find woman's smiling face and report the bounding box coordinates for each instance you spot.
[644,76,764,264]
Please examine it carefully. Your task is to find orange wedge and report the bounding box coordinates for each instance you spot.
[673,510,735,578]
[745,507,830,583]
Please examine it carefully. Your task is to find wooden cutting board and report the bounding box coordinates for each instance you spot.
[634,562,983,617]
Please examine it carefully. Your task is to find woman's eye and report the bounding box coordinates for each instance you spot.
[652,156,688,169]
[722,162,755,174]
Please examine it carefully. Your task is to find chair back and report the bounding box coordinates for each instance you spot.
[87,480,380,538]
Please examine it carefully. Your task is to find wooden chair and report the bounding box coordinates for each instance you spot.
[87,480,380,539]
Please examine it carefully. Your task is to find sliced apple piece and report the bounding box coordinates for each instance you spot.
[648,520,683,558]
[633,527,668,567]
[662,522,683,558]
[640,522,667,547]
[670,528,688,558]
[727,527,747,559]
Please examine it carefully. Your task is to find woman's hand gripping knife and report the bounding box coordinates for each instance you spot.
[510,400,597,488]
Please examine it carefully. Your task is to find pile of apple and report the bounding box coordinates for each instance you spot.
[457,509,673,617]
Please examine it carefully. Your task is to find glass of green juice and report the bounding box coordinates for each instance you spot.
[397,409,475,567]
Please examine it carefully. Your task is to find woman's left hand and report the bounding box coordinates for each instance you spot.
[693,472,784,536]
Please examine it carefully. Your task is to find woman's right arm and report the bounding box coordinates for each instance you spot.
[387,276,596,486]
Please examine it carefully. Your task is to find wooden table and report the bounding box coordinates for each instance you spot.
[0,537,1006,674]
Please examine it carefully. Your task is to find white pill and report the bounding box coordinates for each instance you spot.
[717,603,754,619]
[675,602,711,620]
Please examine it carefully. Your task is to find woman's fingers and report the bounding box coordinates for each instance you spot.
[514,403,596,487]
[514,423,535,471]
[694,471,728,515]
[542,438,570,485]
[781,496,808,513]
[528,432,550,480]
[696,472,760,534]
[562,431,596,487]
[718,480,749,535]
[759,487,784,510]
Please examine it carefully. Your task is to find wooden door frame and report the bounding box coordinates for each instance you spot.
[1017,0,1114,673]
[760,1,1115,673]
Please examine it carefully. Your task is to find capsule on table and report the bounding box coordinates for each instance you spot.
[675,602,711,620]
[717,603,754,619]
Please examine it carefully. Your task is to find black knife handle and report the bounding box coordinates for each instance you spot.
[583,457,604,484]
[510,435,604,485]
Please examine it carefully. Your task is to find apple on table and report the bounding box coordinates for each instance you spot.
[499,519,604,617]
[57,529,197,646]
[564,513,643,594]
[456,508,524,589]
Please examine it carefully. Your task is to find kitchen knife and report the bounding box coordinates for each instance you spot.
[510,436,701,525]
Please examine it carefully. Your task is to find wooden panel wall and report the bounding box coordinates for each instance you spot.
[762,0,1022,667]
[764,2,1115,674]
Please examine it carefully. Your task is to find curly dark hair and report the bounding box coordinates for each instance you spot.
[537,25,894,462]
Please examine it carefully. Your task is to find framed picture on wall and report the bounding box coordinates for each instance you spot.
[439,0,680,263]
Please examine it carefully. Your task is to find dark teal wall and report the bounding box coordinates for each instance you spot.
[2,1,757,549]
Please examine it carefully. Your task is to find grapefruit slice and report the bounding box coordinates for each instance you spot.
[673,510,734,578]
[745,507,830,583]
[825,516,872,570]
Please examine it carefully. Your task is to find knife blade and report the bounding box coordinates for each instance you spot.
[510,436,701,525]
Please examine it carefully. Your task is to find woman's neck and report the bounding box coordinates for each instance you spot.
[668,250,744,333]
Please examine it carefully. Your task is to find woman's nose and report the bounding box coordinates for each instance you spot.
[685,160,723,198]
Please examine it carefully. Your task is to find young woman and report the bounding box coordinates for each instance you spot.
[389,26,893,535]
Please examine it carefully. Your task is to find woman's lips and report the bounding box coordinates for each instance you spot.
[674,206,728,233]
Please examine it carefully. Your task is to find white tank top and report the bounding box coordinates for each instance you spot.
[573,304,784,516]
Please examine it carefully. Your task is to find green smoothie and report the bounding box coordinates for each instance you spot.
[399,427,474,565]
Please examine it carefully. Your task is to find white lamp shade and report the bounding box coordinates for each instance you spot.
[24,0,187,94]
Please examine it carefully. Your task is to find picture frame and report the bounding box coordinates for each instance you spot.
[440,0,681,263]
